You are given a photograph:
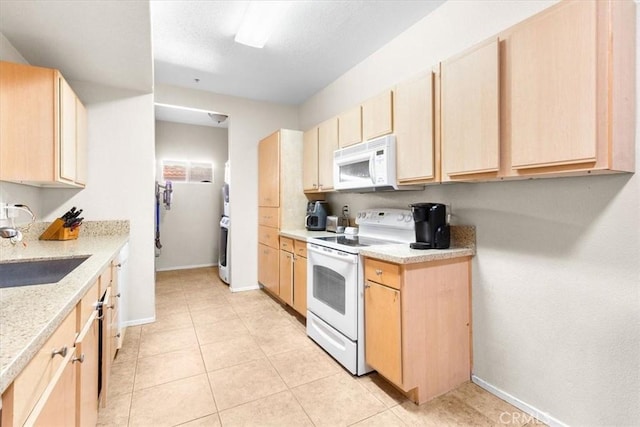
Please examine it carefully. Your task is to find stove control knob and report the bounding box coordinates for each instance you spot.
[396,214,404,221]
[405,215,412,222]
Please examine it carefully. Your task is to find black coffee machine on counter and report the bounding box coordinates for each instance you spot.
[409,203,450,249]
[306,201,329,231]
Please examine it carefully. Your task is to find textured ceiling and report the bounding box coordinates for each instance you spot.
[152,0,446,105]
[0,0,153,96]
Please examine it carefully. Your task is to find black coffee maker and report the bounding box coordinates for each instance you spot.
[409,203,450,250]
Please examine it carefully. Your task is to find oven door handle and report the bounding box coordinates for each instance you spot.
[308,244,358,263]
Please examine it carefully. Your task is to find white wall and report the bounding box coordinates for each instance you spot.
[154,84,299,291]
[38,94,157,326]
[154,120,228,271]
[300,1,640,426]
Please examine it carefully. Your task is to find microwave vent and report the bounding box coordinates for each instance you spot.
[334,134,396,159]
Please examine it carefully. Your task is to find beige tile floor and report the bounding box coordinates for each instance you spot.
[98,267,543,427]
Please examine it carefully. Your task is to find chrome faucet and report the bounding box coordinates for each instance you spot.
[0,227,19,239]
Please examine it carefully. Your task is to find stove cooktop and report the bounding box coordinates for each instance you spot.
[313,235,399,248]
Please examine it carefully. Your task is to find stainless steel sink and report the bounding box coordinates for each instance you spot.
[0,256,91,289]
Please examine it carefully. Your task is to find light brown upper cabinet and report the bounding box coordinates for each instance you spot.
[302,128,319,192]
[503,0,635,177]
[362,90,393,141]
[394,72,437,184]
[258,131,280,207]
[317,117,339,191]
[338,106,362,148]
[441,39,500,181]
[0,61,87,188]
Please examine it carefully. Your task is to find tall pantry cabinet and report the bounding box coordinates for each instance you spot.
[257,129,307,296]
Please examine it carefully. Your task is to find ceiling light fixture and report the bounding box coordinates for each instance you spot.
[208,113,228,124]
[234,1,290,49]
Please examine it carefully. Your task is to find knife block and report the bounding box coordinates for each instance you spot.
[39,218,80,241]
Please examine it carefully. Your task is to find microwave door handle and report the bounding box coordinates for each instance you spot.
[369,153,376,184]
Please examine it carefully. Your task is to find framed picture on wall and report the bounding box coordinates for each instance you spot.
[189,162,213,182]
[162,160,188,182]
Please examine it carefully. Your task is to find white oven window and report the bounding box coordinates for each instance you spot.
[312,265,346,314]
[339,160,371,183]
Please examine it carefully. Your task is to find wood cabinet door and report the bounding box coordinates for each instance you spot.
[0,61,56,183]
[338,106,362,148]
[75,98,87,185]
[75,311,99,427]
[279,250,293,305]
[302,128,319,191]
[441,39,500,179]
[364,280,402,386]
[258,244,279,295]
[293,255,307,317]
[362,90,393,141]
[26,351,76,427]
[317,117,338,191]
[508,0,597,170]
[258,131,280,207]
[394,73,435,183]
[59,76,77,183]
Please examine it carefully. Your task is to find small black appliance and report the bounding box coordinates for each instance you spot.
[305,201,329,231]
[409,203,450,250]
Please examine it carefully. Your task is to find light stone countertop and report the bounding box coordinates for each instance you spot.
[280,225,476,264]
[0,232,129,395]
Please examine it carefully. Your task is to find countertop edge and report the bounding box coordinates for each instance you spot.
[0,235,129,395]
[359,246,476,264]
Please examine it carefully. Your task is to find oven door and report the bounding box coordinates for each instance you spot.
[307,243,359,340]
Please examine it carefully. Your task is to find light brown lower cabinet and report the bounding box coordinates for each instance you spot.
[277,238,308,317]
[364,256,471,404]
[292,241,307,317]
[1,259,120,427]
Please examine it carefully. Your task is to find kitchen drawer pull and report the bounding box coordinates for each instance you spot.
[72,353,85,364]
[51,346,68,359]
[375,269,383,276]
[116,333,121,338]
[364,283,370,288]
[116,293,121,298]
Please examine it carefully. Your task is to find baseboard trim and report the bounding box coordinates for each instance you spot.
[156,263,217,272]
[121,316,155,327]
[230,284,260,293]
[472,375,567,427]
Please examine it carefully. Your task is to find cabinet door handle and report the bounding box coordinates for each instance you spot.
[116,333,121,338]
[51,346,68,359]
[116,293,121,298]
[364,283,370,289]
[72,353,85,364]
[375,269,383,276]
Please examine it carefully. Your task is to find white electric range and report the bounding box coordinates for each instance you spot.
[306,208,415,375]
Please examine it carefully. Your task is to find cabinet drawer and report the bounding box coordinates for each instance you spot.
[294,239,308,258]
[10,309,76,427]
[258,225,279,249]
[365,258,401,290]
[280,236,294,252]
[258,207,279,228]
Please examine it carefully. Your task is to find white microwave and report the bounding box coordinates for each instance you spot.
[333,135,401,191]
